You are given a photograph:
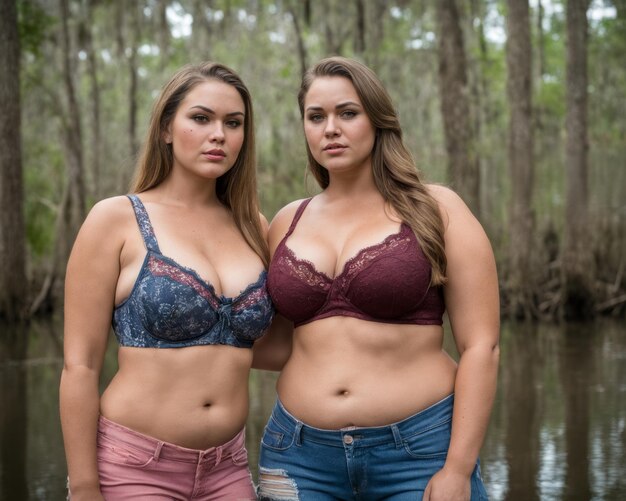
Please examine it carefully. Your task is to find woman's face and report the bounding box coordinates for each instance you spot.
[303,76,376,176]
[164,79,245,180]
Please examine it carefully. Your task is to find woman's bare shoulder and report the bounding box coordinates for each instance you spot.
[424,184,476,226]
[269,199,308,231]
[88,195,134,219]
[425,183,463,207]
[268,198,309,250]
[76,195,136,244]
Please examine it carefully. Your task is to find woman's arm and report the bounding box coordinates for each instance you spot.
[251,202,306,371]
[59,198,128,500]
[425,185,500,501]
[252,313,294,370]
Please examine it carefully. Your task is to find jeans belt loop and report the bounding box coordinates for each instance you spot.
[153,441,163,461]
[215,445,223,466]
[294,421,304,446]
[391,424,403,449]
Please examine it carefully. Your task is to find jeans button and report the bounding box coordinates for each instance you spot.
[343,434,354,445]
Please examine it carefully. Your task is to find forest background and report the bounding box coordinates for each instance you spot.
[0,0,625,325]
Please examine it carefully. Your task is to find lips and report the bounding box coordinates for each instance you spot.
[203,149,226,160]
[323,143,347,152]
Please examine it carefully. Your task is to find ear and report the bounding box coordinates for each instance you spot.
[162,125,172,144]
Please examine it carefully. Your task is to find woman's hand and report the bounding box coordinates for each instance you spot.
[68,484,105,501]
[423,466,471,501]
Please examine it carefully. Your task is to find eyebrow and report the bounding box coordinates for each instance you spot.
[189,105,245,117]
[305,101,362,112]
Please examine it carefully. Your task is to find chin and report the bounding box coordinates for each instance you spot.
[196,166,233,179]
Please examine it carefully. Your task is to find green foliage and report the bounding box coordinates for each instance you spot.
[538,77,566,114]
[24,145,64,258]
[18,0,55,57]
[14,0,626,315]
[589,13,626,143]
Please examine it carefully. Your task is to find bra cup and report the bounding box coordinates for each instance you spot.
[270,277,328,325]
[230,291,275,341]
[346,254,432,319]
[136,274,219,342]
[268,258,329,324]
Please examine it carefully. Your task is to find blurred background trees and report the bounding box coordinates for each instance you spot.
[1,0,624,323]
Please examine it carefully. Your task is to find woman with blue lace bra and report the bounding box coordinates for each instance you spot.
[252,57,499,500]
[60,62,273,500]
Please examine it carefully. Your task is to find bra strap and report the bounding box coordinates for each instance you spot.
[126,195,161,253]
[284,198,313,238]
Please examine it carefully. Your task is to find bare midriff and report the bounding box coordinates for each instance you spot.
[277,316,457,429]
[100,344,252,450]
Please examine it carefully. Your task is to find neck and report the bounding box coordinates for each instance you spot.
[323,165,379,201]
[154,171,222,209]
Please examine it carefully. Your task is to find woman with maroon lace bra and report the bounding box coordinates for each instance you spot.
[60,62,273,500]
[253,57,499,500]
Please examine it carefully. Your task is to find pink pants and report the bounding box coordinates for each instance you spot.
[95,415,256,500]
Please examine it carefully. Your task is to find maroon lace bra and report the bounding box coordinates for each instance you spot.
[267,198,445,327]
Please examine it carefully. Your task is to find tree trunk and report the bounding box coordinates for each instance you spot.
[192,0,212,59]
[354,0,366,55]
[288,3,308,77]
[157,0,170,65]
[83,0,103,198]
[115,0,125,58]
[435,0,480,216]
[128,2,141,160]
[323,2,337,55]
[534,0,547,136]
[0,0,28,321]
[60,0,87,236]
[322,0,350,55]
[365,0,386,68]
[563,0,593,319]
[506,0,535,318]
[303,0,312,27]
[467,0,489,225]
[536,0,546,82]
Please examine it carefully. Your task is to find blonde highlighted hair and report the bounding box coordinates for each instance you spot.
[298,56,446,284]
[131,62,268,266]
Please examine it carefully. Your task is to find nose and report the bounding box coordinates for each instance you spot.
[209,122,225,143]
[324,116,340,138]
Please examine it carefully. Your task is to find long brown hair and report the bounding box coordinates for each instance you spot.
[132,62,268,266]
[298,56,446,284]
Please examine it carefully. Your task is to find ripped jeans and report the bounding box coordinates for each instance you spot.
[257,395,488,501]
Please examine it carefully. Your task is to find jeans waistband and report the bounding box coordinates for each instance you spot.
[271,394,454,448]
[98,415,245,464]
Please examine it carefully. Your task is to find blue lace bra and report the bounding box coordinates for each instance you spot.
[112,195,274,348]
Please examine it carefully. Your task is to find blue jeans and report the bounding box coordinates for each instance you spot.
[257,394,488,500]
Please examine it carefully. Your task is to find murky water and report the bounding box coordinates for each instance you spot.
[0,318,624,500]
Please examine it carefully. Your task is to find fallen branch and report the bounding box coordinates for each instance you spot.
[595,293,626,312]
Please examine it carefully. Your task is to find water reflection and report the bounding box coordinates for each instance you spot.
[560,324,593,500]
[0,323,29,500]
[0,319,624,500]
[504,323,541,500]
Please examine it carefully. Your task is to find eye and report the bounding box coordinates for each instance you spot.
[192,115,209,123]
[225,119,243,129]
[341,110,357,119]
[307,113,324,123]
